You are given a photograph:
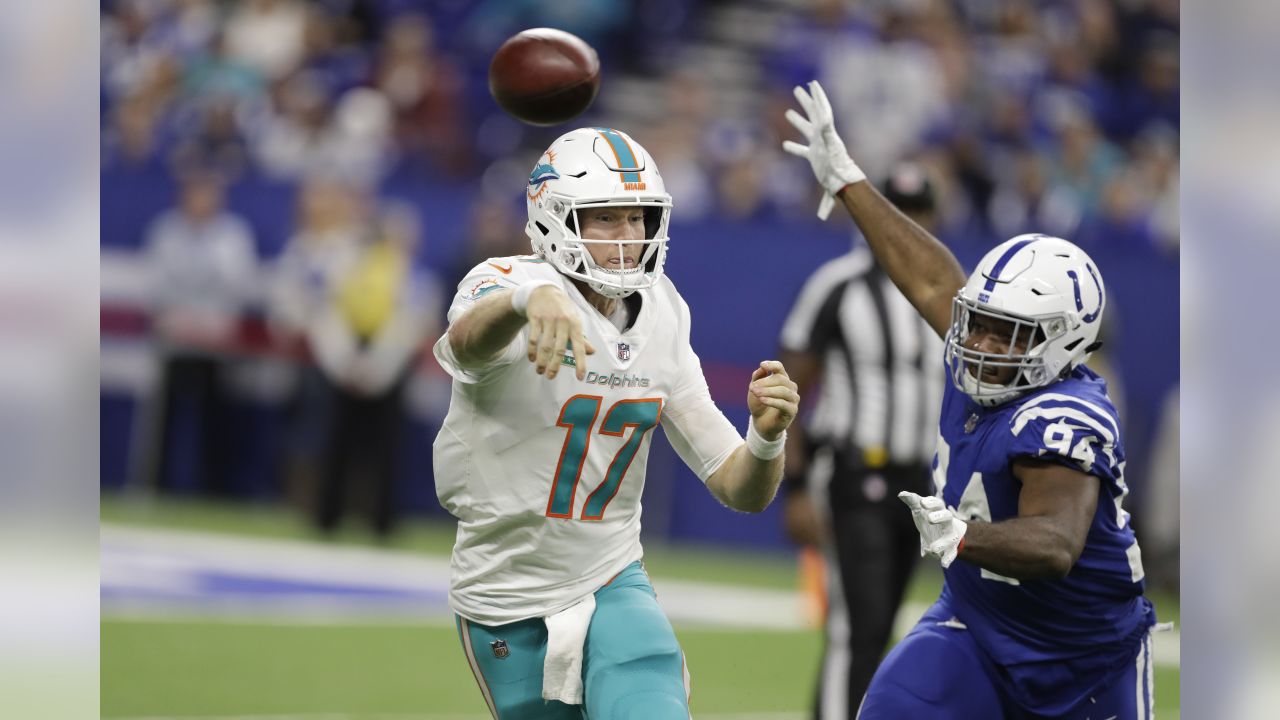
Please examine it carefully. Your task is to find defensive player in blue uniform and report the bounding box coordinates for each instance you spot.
[784,81,1158,719]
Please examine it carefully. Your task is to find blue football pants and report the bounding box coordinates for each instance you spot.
[455,561,690,719]
[858,602,1155,720]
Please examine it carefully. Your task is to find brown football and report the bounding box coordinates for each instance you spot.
[489,28,600,126]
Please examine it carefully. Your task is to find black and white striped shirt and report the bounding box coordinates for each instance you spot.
[780,249,944,466]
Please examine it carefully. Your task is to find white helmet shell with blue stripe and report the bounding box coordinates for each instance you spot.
[525,127,672,299]
[945,234,1106,406]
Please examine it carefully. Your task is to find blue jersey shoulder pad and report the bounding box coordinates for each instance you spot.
[1005,370,1124,482]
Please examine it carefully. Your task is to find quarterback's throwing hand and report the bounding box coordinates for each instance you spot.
[524,286,596,381]
[899,491,967,568]
[782,80,867,220]
[747,360,800,440]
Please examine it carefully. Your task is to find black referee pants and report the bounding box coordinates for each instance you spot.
[815,463,930,720]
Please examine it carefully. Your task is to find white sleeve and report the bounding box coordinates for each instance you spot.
[660,296,742,482]
[662,378,742,483]
[432,260,527,385]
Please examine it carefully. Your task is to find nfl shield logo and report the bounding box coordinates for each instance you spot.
[617,342,631,361]
[490,639,509,659]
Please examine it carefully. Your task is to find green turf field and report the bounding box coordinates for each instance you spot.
[101,495,1179,718]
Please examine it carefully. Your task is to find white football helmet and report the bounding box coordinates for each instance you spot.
[525,127,672,299]
[945,234,1106,407]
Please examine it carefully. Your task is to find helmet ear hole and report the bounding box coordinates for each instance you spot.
[642,206,663,239]
[535,221,550,236]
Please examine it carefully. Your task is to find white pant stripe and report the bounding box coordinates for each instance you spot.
[1145,634,1155,719]
[1134,632,1155,720]
[683,651,693,719]
[819,545,850,720]
[459,618,499,719]
[1134,633,1144,718]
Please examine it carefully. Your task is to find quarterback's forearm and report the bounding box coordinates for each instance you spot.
[707,445,785,514]
[837,182,966,336]
[447,290,527,366]
[958,517,1081,581]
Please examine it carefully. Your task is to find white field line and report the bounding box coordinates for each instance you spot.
[99,524,799,630]
[101,524,1179,666]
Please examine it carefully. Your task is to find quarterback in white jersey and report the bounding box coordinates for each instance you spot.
[433,127,799,719]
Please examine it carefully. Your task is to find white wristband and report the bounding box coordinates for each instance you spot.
[511,280,557,317]
[746,418,786,461]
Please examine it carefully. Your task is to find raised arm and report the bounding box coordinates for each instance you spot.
[834,183,965,337]
[446,288,528,367]
[447,282,596,381]
[783,80,966,338]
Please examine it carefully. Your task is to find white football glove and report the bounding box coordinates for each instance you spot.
[898,491,967,569]
[782,80,867,220]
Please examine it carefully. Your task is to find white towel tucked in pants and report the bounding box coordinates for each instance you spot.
[542,595,597,704]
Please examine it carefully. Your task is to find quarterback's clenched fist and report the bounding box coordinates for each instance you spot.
[746,360,800,440]
[899,491,967,568]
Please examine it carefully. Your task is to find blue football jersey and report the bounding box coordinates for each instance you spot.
[932,360,1156,714]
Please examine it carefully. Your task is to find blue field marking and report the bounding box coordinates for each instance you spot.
[101,525,453,618]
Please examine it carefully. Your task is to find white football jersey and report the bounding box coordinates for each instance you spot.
[433,255,742,625]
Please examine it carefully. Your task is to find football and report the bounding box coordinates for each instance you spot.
[489,28,600,126]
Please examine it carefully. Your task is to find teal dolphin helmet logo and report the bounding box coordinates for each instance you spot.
[529,163,559,187]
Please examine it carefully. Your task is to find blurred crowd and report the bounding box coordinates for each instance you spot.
[103,0,1177,248]
[100,0,1177,572]
[639,0,1180,257]
[101,0,682,186]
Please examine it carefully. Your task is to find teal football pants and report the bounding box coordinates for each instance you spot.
[455,561,690,719]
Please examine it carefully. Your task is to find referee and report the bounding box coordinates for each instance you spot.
[779,162,945,719]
